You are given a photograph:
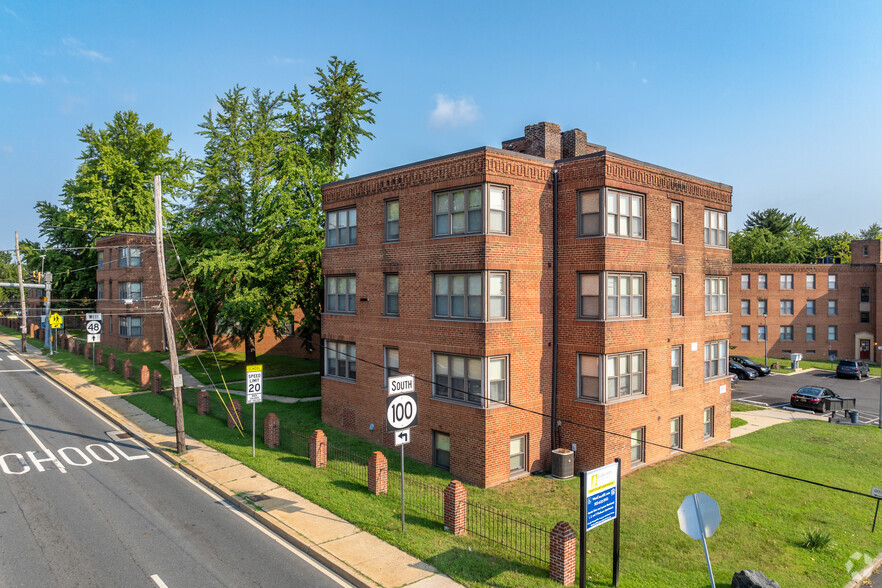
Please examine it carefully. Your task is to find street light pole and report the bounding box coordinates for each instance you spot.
[763,313,768,367]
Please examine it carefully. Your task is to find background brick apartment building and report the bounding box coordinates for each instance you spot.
[321,121,733,488]
[731,239,880,363]
[95,232,316,357]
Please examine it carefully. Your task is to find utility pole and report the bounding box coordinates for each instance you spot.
[44,272,52,352]
[154,175,186,455]
[14,232,27,353]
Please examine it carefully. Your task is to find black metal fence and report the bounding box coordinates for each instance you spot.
[388,470,446,523]
[464,500,550,565]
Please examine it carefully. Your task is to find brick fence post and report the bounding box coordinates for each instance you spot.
[444,480,467,535]
[310,430,327,469]
[197,390,210,415]
[151,370,162,394]
[368,451,388,495]
[264,413,280,448]
[96,346,104,366]
[85,343,92,359]
[139,365,150,389]
[122,359,133,380]
[227,399,242,429]
[75,339,83,355]
[68,336,75,352]
[549,521,577,585]
[108,353,117,373]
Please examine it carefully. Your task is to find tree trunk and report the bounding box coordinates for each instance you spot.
[245,331,256,364]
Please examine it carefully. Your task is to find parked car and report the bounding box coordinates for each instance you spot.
[790,386,855,413]
[836,359,869,379]
[730,373,738,387]
[730,355,771,376]
[729,361,758,380]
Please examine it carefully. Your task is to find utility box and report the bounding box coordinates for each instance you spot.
[790,353,803,369]
[551,448,574,479]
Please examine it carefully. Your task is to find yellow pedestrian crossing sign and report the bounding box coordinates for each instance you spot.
[48,312,63,329]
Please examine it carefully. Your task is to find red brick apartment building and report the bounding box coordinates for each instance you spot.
[95,232,316,357]
[321,122,733,488]
[731,239,880,364]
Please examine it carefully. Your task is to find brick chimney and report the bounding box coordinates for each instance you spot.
[524,122,561,160]
[561,129,588,158]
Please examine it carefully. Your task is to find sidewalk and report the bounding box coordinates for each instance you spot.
[1,336,460,588]
[730,406,829,438]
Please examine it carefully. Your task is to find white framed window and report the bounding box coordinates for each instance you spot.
[758,274,767,290]
[326,207,357,247]
[432,353,508,406]
[780,300,794,315]
[385,200,399,241]
[806,300,816,315]
[434,272,507,321]
[740,274,750,289]
[741,326,750,341]
[670,417,682,450]
[671,201,682,243]
[578,188,644,239]
[325,276,356,314]
[806,326,815,341]
[828,326,838,341]
[384,347,399,384]
[434,184,507,237]
[97,282,104,300]
[828,300,838,316]
[704,209,728,247]
[780,274,793,290]
[704,340,728,379]
[630,427,645,465]
[758,299,768,315]
[119,247,142,268]
[384,274,398,316]
[780,326,793,341]
[325,341,356,380]
[510,435,527,474]
[671,346,683,388]
[741,300,750,315]
[828,274,838,290]
[433,431,450,471]
[704,277,728,314]
[806,274,816,289]
[118,316,142,338]
[97,251,105,270]
[703,407,715,440]
[118,282,142,301]
[671,274,682,316]
[578,351,645,403]
[758,326,767,341]
[580,273,645,319]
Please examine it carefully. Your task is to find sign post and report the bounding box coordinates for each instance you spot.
[580,459,621,588]
[871,486,882,532]
[246,365,263,457]
[85,314,102,372]
[386,374,416,533]
[678,492,722,588]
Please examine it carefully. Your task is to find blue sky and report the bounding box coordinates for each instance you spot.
[2,0,880,245]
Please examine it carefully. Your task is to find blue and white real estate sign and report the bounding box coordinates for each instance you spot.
[584,462,619,531]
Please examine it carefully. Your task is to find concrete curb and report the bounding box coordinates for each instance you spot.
[843,550,882,588]
[1,342,410,588]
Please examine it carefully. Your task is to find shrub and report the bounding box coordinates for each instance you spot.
[799,528,833,551]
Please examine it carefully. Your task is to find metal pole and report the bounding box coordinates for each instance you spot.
[580,471,587,588]
[613,458,621,586]
[763,313,768,367]
[693,494,716,588]
[400,444,405,533]
[154,176,187,455]
[873,500,879,532]
[252,404,256,458]
[14,232,27,353]
[44,273,51,351]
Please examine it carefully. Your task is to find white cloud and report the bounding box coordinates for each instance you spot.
[23,72,44,84]
[2,6,18,18]
[641,77,649,85]
[269,56,303,65]
[1,73,17,83]
[1,144,12,153]
[62,37,110,62]
[429,94,479,130]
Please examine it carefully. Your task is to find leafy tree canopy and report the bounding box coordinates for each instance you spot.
[24,111,192,305]
[858,222,882,240]
[173,57,379,362]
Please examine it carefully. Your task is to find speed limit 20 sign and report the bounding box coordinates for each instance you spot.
[245,364,263,404]
[385,392,418,433]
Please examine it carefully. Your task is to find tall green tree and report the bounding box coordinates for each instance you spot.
[731,209,819,264]
[858,222,882,240]
[175,57,379,362]
[24,111,192,304]
[0,251,21,313]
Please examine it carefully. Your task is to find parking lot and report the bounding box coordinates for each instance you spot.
[732,369,882,425]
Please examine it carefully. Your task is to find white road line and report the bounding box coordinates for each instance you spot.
[8,355,21,361]
[733,394,762,401]
[150,575,169,588]
[0,391,67,473]
[0,369,33,373]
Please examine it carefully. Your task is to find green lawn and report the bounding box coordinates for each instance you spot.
[732,402,766,412]
[0,324,45,348]
[180,352,319,385]
[35,342,171,394]
[226,374,321,399]
[125,391,882,588]
[747,355,881,377]
[731,417,748,428]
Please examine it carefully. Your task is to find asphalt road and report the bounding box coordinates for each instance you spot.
[0,344,351,588]
[731,368,882,424]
